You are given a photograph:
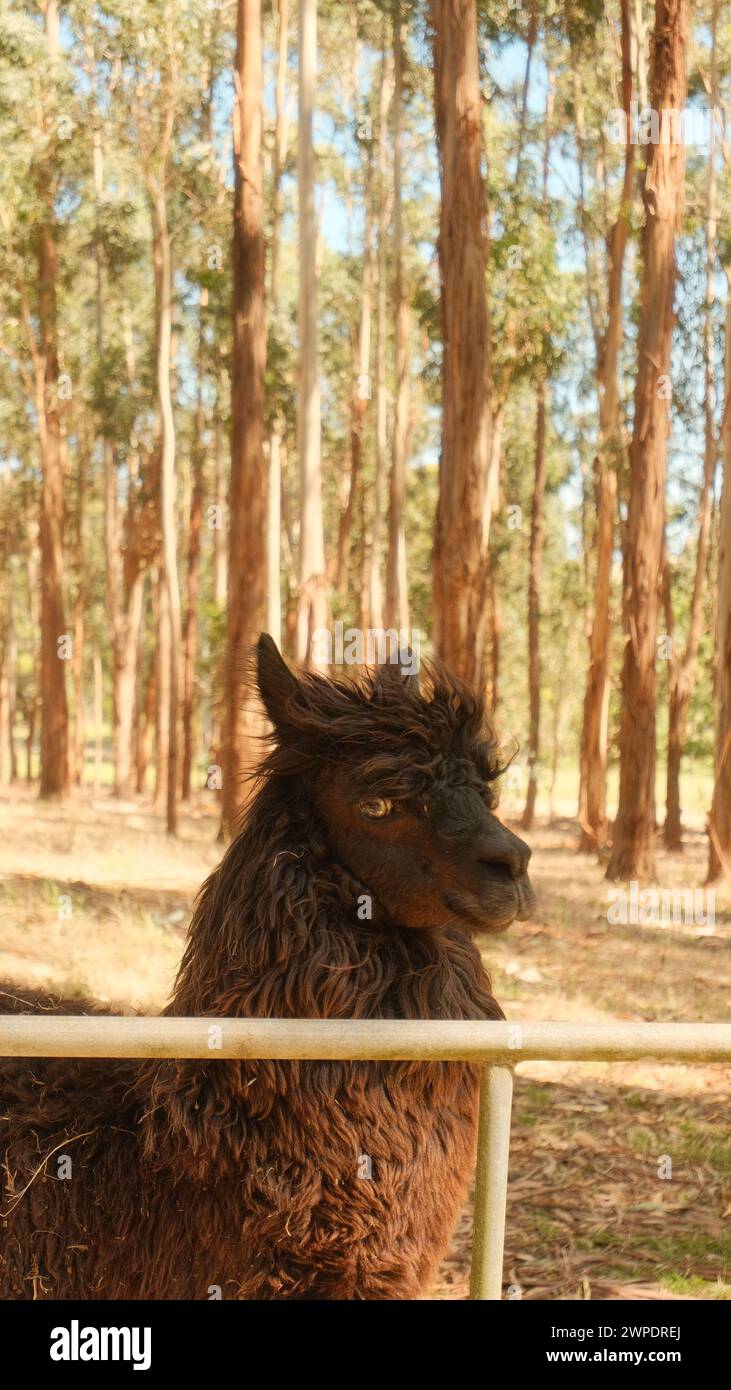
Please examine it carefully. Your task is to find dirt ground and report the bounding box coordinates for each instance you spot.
[0,783,729,1301]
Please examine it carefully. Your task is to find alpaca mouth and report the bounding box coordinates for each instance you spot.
[514,876,536,920]
[443,876,535,934]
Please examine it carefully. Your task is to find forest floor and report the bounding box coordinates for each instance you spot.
[0,784,729,1302]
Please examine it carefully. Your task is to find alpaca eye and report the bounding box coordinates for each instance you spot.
[358,797,393,819]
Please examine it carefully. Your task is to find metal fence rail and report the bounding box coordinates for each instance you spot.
[1,1018,730,1300]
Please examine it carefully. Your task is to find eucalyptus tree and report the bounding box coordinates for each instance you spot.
[430,0,493,690]
[0,1,76,795]
[607,0,689,882]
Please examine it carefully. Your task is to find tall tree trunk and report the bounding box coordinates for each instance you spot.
[385,8,410,633]
[93,644,103,793]
[548,663,566,822]
[336,146,373,601]
[105,445,139,797]
[213,373,228,610]
[37,223,69,795]
[153,188,182,834]
[210,378,227,772]
[35,0,68,799]
[182,307,206,801]
[71,442,86,786]
[26,704,36,782]
[137,638,156,795]
[577,0,634,852]
[25,531,40,781]
[631,0,649,124]
[117,571,145,792]
[296,0,329,666]
[267,0,289,646]
[154,566,171,810]
[664,0,718,850]
[485,405,505,715]
[707,262,731,881]
[92,84,145,799]
[367,43,392,633]
[606,0,687,882]
[106,437,146,799]
[223,0,268,834]
[430,0,494,690]
[521,381,547,829]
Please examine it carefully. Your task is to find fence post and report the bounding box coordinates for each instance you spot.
[469,1063,514,1300]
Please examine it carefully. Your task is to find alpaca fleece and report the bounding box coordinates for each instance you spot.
[0,654,509,1300]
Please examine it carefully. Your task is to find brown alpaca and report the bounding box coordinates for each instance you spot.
[0,637,533,1300]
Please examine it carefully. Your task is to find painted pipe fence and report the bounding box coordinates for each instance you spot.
[1,1017,730,1300]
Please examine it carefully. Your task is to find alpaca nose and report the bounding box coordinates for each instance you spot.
[477,827,531,881]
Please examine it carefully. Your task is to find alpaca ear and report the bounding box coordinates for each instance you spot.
[256,633,302,732]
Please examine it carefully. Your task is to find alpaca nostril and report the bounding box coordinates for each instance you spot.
[478,849,521,881]
[477,833,531,882]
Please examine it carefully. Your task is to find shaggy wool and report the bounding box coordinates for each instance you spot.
[0,641,529,1300]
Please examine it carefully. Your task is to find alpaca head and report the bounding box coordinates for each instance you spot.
[255,635,535,935]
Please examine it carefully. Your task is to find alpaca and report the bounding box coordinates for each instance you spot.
[0,636,534,1300]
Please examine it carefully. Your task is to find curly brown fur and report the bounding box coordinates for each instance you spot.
[0,637,533,1300]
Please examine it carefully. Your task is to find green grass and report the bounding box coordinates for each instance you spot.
[641,1232,731,1264]
[663,1274,731,1300]
[676,1121,731,1174]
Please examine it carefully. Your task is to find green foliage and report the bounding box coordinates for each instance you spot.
[0,0,727,805]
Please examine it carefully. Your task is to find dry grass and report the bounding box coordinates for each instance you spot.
[0,785,219,1009]
[0,783,729,1301]
[437,813,731,1301]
